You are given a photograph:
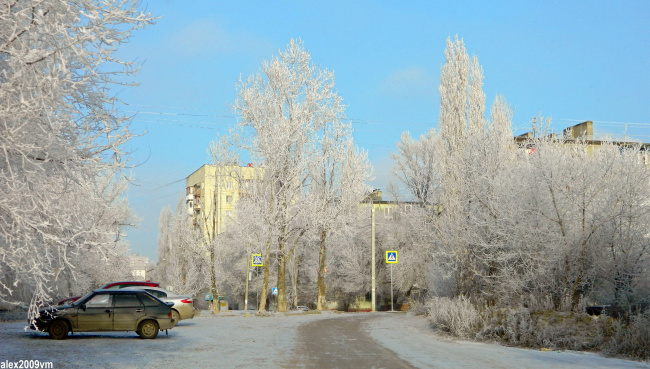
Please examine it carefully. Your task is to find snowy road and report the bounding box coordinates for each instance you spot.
[1,311,648,368]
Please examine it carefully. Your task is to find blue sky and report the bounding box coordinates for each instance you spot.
[116,0,650,261]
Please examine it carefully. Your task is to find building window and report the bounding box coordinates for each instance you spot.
[225,210,233,218]
[226,181,233,189]
[226,195,233,203]
[384,207,392,218]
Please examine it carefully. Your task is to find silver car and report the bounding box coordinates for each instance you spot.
[123,287,196,322]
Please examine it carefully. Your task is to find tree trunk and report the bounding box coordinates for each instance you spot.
[316,229,327,310]
[210,246,218,314]
[258,239,271,312]
[277,240,288,312]
[291,251,299,308]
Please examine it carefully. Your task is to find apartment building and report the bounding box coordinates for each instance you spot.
[186,164,258,242]
[516,120,650,158]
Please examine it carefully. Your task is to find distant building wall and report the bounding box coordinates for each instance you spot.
[129,255,149,281]
[186,164,258,243]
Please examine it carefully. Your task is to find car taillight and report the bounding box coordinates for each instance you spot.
[169,312,172,318]
[181,299,192,304]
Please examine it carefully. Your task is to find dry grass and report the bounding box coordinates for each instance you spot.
[425,297,649,360]
[426,296,482,339]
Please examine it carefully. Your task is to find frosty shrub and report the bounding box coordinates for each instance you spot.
[477,308,534,345]
[479,308,615,350]
[407,298,428,316]
[426,296,481,338]
[504,308,535,345]
[605,312,650,360]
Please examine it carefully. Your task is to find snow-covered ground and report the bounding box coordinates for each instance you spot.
[366,312,650,369]
[1,311,647,368]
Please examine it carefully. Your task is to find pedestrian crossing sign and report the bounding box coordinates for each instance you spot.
[252,254,263,267]
[386,251,398,264]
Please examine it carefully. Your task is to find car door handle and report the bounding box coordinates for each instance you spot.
[135,309,144,313]
[105,309,111,316]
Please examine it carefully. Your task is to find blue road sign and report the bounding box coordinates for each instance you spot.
[252,254,263,267]
[272,287,278,295]
[386,251,398,264]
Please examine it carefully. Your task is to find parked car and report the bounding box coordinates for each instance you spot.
[586,302,649,319]
[122,286,195,323]
[57,281,160,305]
[31,289,175,340]
[100,281,160,290]
[295,306,309,311]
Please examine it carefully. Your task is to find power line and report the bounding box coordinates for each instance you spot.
[132,119,229,130]
[125,110,237,119]
[559,119,650,127]
[151,177,187,192]
[121,106,650,139]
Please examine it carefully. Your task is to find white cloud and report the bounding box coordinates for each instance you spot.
[380,66,436,98]
[168,19,273,58]
[169,19,228,56]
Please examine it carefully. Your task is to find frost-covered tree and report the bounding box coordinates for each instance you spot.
[516,131,650,310]
[211,39,370,312]
[392,130,443,206]
[308,120,371,310]
[0,0,153,319]
[155,196,207,296]
[393,36,650,314]
[392,36,516,301]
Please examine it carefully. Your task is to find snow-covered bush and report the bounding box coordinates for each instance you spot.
[426,296,481,338]
[479,308,615,351]
[606,312,650,360]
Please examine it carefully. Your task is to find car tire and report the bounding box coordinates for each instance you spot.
[137,320,159,339]
[48,320,69,340]
[172,310,180,325]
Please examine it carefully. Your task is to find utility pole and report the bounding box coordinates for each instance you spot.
[371,208,376,312]
[244,255,250,310]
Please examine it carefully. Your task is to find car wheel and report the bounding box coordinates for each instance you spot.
[48,320,69,340]
[137,320,159,339]
[172,310,180,325]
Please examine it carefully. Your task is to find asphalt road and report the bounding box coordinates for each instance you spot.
[288,314,414,368]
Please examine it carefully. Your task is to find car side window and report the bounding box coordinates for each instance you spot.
[114,294,142,308]
[139,293,162,307]
[146,290,166,298]
[86,294,112,307]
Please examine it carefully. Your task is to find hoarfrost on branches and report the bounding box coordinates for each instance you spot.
[391,36,650,311]
[205,39,371,312]
[0,0,153,321]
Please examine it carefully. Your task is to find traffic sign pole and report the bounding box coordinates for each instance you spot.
[385,251,398,312]
[390,264,393,312]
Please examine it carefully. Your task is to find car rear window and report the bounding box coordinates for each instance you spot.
[114,294,142,308]
[138,293,162,307]
[146,289,167,299]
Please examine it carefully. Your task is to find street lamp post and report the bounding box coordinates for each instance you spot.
[371,208,376,312]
